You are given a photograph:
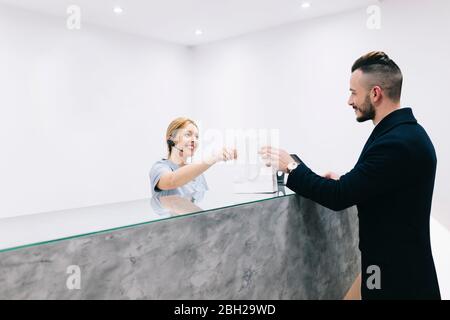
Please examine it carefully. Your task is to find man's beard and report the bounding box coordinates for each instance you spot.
[356,94,376,123]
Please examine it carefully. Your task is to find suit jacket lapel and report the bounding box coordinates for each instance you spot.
[356,108,417,165]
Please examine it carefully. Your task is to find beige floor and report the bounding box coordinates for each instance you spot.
[344,274,361,300]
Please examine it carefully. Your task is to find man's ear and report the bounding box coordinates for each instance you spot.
[371,86,382,103]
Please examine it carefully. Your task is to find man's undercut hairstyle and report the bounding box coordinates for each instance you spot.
[352,51,403,102]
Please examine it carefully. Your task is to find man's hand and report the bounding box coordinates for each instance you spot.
[258,146,296,173]
[322,171,341,180]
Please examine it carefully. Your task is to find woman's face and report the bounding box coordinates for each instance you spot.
[174,123,199,157]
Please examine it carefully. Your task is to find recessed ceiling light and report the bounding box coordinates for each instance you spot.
[195,29,203,36]
[301,2,311,8]
[113,6,123,14]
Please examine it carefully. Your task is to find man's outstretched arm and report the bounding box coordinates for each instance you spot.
[286,140,409,211]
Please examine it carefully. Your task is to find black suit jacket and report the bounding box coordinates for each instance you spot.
[286,108,441,300]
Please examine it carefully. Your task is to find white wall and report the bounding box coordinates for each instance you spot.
[0,4,194,218]
[192,0,450,230]
[2,0,449,230]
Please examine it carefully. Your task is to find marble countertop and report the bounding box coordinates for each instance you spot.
[0,185,294,253]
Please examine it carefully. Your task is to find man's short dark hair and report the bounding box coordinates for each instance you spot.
[352,51,403,102]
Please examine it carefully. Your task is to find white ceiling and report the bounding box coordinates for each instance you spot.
[0,0,375,46]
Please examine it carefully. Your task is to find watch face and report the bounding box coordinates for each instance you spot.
[288,162,298,171]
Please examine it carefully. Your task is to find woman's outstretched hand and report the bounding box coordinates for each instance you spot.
[216,147,238,162]
[204,147,238,165]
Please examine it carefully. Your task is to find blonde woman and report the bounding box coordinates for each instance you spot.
[149,117,236,196]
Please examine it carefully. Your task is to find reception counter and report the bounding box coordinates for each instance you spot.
[0,185,360,299]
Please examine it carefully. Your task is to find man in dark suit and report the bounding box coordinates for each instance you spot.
[260,51,441,300]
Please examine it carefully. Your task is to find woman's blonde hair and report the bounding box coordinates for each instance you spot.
[166,117,198,157]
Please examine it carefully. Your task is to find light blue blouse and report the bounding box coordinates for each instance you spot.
[149,159,209,197]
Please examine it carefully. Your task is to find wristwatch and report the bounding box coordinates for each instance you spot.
[287,161,299,174]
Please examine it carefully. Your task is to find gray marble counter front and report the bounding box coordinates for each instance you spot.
[0,193,360,299]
